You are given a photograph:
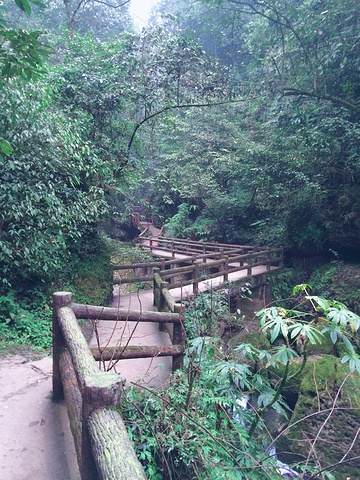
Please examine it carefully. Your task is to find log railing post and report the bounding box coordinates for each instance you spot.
[82,372,123,480]
[153,268,161,307]
[160,281,170,312]
[193,264,199,294]
[173,304,185,371]
[247,256,253,276]
[52,291,72,400]
[266,251,271,271]
[239,249,244,267]
[224,256,229,282]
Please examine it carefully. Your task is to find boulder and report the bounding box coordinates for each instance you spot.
[277,355,360,477]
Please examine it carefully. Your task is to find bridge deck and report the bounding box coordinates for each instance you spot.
[89,289,173,388]
[169,264,277,300]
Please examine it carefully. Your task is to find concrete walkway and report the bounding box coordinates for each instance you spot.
[0,355,80,480]
[89,289,173,388]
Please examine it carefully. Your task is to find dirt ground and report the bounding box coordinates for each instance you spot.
[0,354,80,480]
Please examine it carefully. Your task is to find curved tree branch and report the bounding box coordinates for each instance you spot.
[90,0,130,9]
[127,99,244,151]
[283,88,360,113]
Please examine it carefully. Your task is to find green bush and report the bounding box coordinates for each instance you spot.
[0,292,52,353]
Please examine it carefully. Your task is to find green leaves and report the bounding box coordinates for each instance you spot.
[289,323,324,345]
[0,139,13,157]
[268,345,298,366]
[14,0,32,15]
[341,352,360,374]
[0,27,51,80]
[0,80,109,287]
[12,0,46,16]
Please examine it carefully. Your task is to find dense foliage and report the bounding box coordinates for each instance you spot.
[145,0,360,256]
[122,285,360,479]
[1,1,360,475]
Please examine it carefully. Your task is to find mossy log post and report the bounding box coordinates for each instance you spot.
[88,408,147,480]
[193,264,199,294]
[152,271,185,369]
[172,307,185,371]
[247,256,253,276]
[91,344,184,361]
[153,269,164,310]
[223,256,229,282]
[53,291,73,400]
[59,350,82,462]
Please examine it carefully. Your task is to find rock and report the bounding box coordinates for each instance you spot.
[277,355,360,477]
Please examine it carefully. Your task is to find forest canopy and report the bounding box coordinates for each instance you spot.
[0,0,359,294]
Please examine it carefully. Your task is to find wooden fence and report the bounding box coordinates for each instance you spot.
[52,292,185,480]
[141,235,256,257]
[113,241,283,296]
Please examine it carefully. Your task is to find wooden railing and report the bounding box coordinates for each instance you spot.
[159,247,283,293]
[141,235,256,257]
[113,240,283,295]
[52,292,185,479]
[131,204,155,226]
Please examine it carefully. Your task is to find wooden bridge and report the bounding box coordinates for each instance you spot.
[52,219,283,479]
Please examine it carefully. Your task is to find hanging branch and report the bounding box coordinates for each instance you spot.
[64,0,131,32]
[283,88,360,114]
[127,99,245,151]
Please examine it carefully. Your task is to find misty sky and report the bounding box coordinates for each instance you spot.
[129,0,160,26]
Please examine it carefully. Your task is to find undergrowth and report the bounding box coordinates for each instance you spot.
[0,292,52,354]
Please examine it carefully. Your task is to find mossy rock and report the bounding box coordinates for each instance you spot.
[228,330,271,351]
[269,356,306,397]
[277,355,360,477]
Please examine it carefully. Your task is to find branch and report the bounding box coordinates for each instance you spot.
[300,371,353,480]
[127,99,243,151]
[91,0,131,9]
[68,0,130,30]
[283,88,360,113]
[306,455,360,480]
[228,0,314,73]
[130,382,275,479]
[264,406,360,463]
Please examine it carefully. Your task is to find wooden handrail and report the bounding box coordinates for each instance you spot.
[52,292,147,480]
[113,246,283,286]
[72,303,182,323]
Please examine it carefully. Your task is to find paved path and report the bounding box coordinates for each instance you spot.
[89,289,173,388]
[0,355,80,480]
